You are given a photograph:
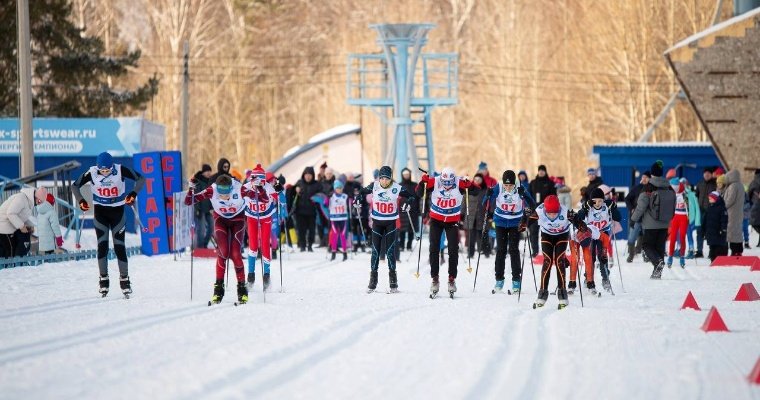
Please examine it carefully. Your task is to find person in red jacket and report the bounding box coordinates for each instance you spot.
[185,175,263,305]
[419,167,474,298]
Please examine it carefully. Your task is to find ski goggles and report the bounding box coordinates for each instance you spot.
[217,184,232,195]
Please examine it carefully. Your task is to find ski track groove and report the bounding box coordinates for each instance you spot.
[707,335,757,400]
[515,310,549,400]
[0,296,118,320]
[180,303,433,399]
[0,303,214,364]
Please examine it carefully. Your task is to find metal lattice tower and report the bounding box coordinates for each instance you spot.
[347,23,458,178]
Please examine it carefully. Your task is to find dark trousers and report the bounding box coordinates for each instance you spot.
[528,220,539,257]
[94,205,128,277]
[708,245,728,261]
[642,228,669,268]
[370,219,397,271]
[0,231,31,258]
[696,208,707,252]
[494,226,521,282]
[428,219,460,279]
[539,232,570,298]
[295,214,316,250]
[729,242,743,256]
[195,212,213,248]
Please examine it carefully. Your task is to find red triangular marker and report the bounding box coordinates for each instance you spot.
[701,306,729,332]
[749,357,760,384]
[680,291,701,310]
[734,283,760,301]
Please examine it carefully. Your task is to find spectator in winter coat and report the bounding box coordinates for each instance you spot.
[192,164,214,248]
[517,170,530,193]
[555,176,573,211]
[463,174,488,258]
[320,167,337,196]
[528,165,556,258]
[625,171,650,262]
[36,191,64,254]
[694,167,716,258]
[631,160,673,278]
[476,161,498,189]
[703,191,728,261]
[748,169,760,246]
[290,166,323,251]
[210,158,232,183]
[681,178,701,258]
[722,169,746,256]
[743,189,751,249]
[0,187,45,258]
[584,168,604,203]
[399,168,420,251]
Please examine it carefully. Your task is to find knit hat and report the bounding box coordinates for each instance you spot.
[265,172,275,183]
[333,180,344,190]
[586,168,597,175]
[590,188,605,200]
[713,166,725,176]
[544,195,560,213]
[46,193,55,206]
[538,164,547,173]
[96,152,113,170]
[518,170,527,178]
[251,164,265,181]
[201,164,212,173]
[34,187,48,204]
[277,174,286,186]
[379,166,392,179]
[708,191,720,202]
[651,160,664,177]
[502,170,516,185]
[703,167,713,173]
[669,177,680,186]
[478,161,488,171]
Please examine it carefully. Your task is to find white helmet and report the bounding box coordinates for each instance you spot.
[440,167,456,187]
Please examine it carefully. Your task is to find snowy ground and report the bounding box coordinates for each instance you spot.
[1,232,759,400]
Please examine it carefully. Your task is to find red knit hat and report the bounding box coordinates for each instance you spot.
[252,164,266,181]
[265,172,275,183]
[544,195,560,213]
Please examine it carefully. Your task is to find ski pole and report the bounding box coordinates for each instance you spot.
[130,204,148,233]
[465,187,472,273]
[75,209,84,249]
[190,186,195,301]
[576,243,584,307]
[518,235,527,302]
[277,198,284,293]
[473,199,490,292]
[415,181,428,279]
[254,188,267,303]
[611,229,626,293]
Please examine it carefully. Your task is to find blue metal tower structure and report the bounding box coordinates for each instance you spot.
[347,23,458,178]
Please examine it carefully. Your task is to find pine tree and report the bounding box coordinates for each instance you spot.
[0,0,158,117]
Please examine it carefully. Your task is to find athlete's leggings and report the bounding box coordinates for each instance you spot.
[494,226,521,282]
[428,219,460,279]
[329,220,349,252]
[668,214,688,257]
[214,213,246,282]
[247,216,272,273]
[370,219,397,271]
[539,232,570,297]
[94,205,128,277]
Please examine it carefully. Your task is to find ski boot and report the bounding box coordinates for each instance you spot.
[448,276,457,299]
[666,256,673,269]
[602,279,612,293]
[694,250,704,259]
[492,279,505,294]
[557,289,569,310]
[330,252,337,261]
[119,275,132,298]
[263,273,271,292]
[567,280,576,295]
[650,261,665,279]
[209,280,225,305]
[430,276,440,299]
[533,290,548,309]
[236,281,248,305]
[745,242,751,249]
[99,275,110,297]
[247,272,255,289]
[367,271,378,293]
[388,270,399,293]
[587,281,600,297]
[679,257,686,269]
[642,253,650,263]
[626,244,635,263]
[342,252,348,261]
[509,280,521,295]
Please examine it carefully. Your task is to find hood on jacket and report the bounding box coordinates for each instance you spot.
[216,158,230,174]
[649,175,670,189]
[36,200,54,214]
[20,188,35,204]
[557,185,572,193]
[725,169,741,184]
[302,166,316,181]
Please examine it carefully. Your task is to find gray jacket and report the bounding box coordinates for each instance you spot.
[0,188,36,234]
[722,169,745,243]
[631,176,672,230]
